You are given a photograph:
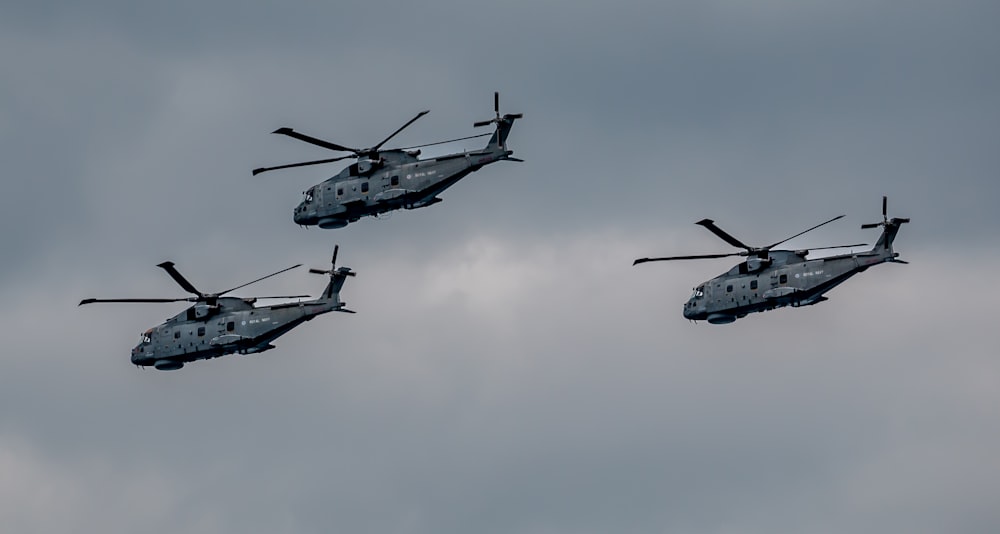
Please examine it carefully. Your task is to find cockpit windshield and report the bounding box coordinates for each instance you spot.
[138,329,152,344]
[303,188,315,203]
[689,286,705,300]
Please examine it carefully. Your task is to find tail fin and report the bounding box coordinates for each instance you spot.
[861,196,909,260]
[474,91,522,152]
[309,246,357,311]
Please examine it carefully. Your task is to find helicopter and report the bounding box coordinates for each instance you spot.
[253,92,523,229]
[79,247,356,370]
[633,197,909,324]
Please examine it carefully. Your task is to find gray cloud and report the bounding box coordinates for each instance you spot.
[2,1,999,533]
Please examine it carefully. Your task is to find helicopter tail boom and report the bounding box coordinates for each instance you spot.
[309,246,356,309]
[322,267,355,304]
[484,114,521,152]
[870,218,908,254]
[862,196,909,259]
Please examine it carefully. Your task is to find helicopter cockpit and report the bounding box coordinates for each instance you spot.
[293,187,319,225]
[684,284,708,320]
[131,329,153,358]
[689,286,705,300]
[683,285,707,320]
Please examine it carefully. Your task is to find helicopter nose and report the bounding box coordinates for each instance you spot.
[293,206,318,226]
[294,204,307,219]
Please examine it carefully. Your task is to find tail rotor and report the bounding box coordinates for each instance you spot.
[474,92,501,127]
[861,196,890,229]
[473,91,523,157]
[310,245,354,278]
[474,91,523,128]
[308,246,336,275]
[862,195,910,230]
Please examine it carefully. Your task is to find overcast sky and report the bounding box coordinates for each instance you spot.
[2,1,999,533]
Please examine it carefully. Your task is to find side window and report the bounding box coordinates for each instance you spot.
[750,280,758,290]
[390,175,399,186]
[337,188,343,196]
[726,284,733,293]
[227,321,235,332]
[779,274,788,284]
[361,182,369,193]
[197,326,205,337]
[174,331,180,339]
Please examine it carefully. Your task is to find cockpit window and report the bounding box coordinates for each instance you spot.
[304,188,315,203]
[139,331,152,344]
[689,286,705,300]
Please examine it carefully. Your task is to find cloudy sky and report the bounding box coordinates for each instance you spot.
[2,1,999,532]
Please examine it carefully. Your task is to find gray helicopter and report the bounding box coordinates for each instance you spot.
[633,197,909,324]
[254,92,523,229]
[79,247,356,370]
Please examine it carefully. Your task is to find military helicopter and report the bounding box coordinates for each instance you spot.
[79,247,356,370]
[253,92,523,229]
[633,197,909,324]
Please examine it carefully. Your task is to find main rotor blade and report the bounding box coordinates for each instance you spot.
[399,132,491,150]
[217,264,303,297]
[246,294,312,300]
[272,128,358,153]
[695,219,752,250]
[253,155,355,176]
[371,110,430,152]
[860,223,881,229]
[765,214,844,250]
[882,195,888,217]
[157,262,202,296]
[79,297,193,306]
[633,252,744,265]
